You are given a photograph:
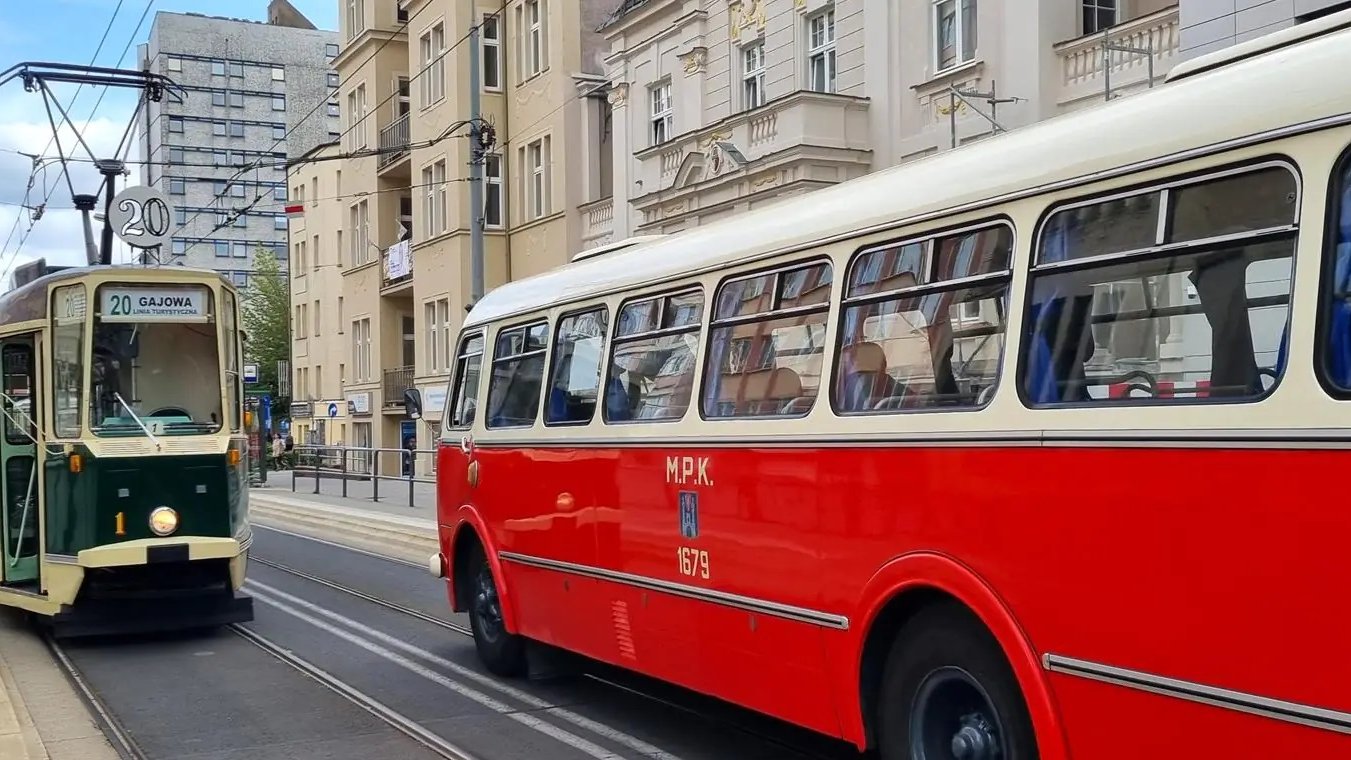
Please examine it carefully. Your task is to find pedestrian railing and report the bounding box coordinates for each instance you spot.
[289,444,436,507]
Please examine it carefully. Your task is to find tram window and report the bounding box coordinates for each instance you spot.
[486,321,548,428]
[834,223,1013,413]
[1318,151,1351,393]
[605,289,704,423]
[703,261,832,419]
[2,345,34,445]
[224,291,241,431]
[448,333,483,429]
[52,284,85,438]
[545,308,608,426]
[1023,163,1297,405]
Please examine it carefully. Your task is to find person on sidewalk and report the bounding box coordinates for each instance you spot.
[270,434,284,471]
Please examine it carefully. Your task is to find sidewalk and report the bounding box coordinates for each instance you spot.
[0,611,118,760]
[248,479,438,565]
[262,468,436,511]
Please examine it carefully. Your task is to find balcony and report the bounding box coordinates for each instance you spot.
[382,239,412,291]
[631,91,871,228]
[1055,6,1179,109]
[378,113,411,171]
[383,366,414,408]
[580,197,614,250]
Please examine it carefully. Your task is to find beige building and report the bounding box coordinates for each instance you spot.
[598,0,1181,242]
[289,0,612,471]
[287,141,352,449]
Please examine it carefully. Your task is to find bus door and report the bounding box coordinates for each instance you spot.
[0,337,39,585]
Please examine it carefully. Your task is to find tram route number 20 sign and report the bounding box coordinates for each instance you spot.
[108,185,174,250]
[100,286,208,322]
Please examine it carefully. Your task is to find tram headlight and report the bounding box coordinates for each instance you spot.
[149,506,179,537]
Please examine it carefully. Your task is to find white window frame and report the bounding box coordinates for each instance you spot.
[808,10,837,93]
[420,22,446,107]
[482,15,502,91]
[425,300,442,370]
[932,0,977,73]
[650,81,673,146]
[524,137,550,220]
[346,0,365,39]
[743,42,766,110]
[421,164,435,239]
[525,0,547,78]
[434,160,447,234]
[484,153,503,228]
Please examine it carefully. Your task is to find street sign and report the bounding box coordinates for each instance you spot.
[108,185,174,250]
[327,402,339,418]
[243,363,259,383]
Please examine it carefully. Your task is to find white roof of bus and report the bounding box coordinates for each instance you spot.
[464,9,1351,329]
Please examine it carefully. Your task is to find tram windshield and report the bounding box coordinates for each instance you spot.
[87,284,224,436]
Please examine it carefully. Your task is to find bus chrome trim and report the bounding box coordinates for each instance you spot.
[1045,654,1351,735]
[497,551,850,630]
[45,553,78,565]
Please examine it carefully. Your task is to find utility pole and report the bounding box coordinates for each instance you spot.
[467,24,485,309]
[95,159,124,265]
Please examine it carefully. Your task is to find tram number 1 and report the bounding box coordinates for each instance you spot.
[115,512,126,536]
[677,546,709,579]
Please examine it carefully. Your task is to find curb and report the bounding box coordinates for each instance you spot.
[249,494,439,564]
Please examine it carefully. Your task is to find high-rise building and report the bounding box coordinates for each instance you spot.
[136,1,340,287]
[1179,0,1350,58]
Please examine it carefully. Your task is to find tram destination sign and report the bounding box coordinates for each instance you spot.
[99,286,209,323]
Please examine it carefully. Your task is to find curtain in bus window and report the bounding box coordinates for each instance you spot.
[1328,178,1351,388]
[1025,217,1070,403]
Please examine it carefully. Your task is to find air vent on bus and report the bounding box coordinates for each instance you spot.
[569,235,668,263]
[1165,6,1351,83]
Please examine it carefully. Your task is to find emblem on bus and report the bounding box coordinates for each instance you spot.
[460,435,474,455]
[679,491,699,539]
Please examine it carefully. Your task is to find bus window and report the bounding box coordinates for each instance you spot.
[835,223,1012,413]
[606,290,703,423]
[1319,152,1351,393]
[448,333,484,429]
[545,308,608,425]
[1023,163,1297,405]
[486,320,548,428]
[703,261,833,419]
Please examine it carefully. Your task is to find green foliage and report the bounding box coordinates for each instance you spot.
[242,244,290,405]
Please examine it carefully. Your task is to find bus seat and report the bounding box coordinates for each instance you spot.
[1330,300,1351,387]
[546,386,568,423]
[838,341,888,412]
[1024,298,1064,404]
[764,367,803,414]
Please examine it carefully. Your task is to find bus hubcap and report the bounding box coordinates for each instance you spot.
[910,667,1004,760]
[472,570,504,643]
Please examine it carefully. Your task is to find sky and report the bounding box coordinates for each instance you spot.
[0,0,337,286]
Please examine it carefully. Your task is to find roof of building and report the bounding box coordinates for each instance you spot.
[464,9,1351,329]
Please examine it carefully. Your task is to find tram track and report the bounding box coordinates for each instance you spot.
[248,552,856,760]
[45,634,149,760]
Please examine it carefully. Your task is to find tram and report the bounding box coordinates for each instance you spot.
[0,259,253,636]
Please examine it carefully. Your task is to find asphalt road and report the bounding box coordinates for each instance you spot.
[55,525,864,760]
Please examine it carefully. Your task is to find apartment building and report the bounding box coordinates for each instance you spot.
[287,141,352,448]
[137,1,341,286]
[596,0,1180,243]
[1179,0,1351,57]
[313,0,611,468]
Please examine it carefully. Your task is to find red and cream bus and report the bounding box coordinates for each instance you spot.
[427,14,1351,759]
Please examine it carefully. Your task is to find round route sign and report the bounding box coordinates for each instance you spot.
[108,185,175,250]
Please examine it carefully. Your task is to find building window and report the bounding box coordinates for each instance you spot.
[327,72,340,89]
[517,0,548,80]
[650,82,672,145]
[169,178,185,195]
[934,0,977,72]
[213,121,227,137]
[425,299,450,371]
[484,154,503,228]
[327,102,340,117]
[349,200,370,265]
[212,60,226,77]
[273,185,287,201]
[228,62,243,78]
[352,318,372,381]
[482,15,501,90]
[172,239,186,255]
[234,214,247,228]
[167,56,182,72]
[232,241,249,258]
[1083,0,1117,34]
[808,10,836,93]
[420,23,446,106]
[272,67,285,81]
[743,42,766,109]
[168,117,183,133]
[168,147,184,164]
[229,122,245,138]
[215,241,230,257]
[347,84,368,149]
[272,95,286,111]
[274,125,286,140]
[231,183,246,198]
[274,215,288,230]
[326,43,340,58]
[346,0,365,39]
[212,91,227,107]
[229,92,244,108]
[523,137,550,221]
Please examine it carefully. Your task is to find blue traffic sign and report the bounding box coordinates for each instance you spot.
[327,402,338,418]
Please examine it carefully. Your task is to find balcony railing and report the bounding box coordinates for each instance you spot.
[382,239,412,288]
[378,113,411,170]
[1055,6,1179,107]
[383,367,414,408]
[580,197,614,250]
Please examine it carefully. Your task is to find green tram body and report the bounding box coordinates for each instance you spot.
[0,264,253,636]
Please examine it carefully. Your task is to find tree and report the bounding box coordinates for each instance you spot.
[242,244,291,411]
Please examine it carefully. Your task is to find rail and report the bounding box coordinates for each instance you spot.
[378,113,411,169]
[289,444,436,507]
[383,366,415,407]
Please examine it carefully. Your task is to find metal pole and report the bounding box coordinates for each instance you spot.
[1103,29,1112,102]
[949,91,957,150]
[372,452,380,503]
[100,169,116,265]
[341,445,348,498]
[468,24,485,307]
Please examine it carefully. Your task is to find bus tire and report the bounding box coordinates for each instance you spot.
[467,549,526,677]
[875,602,1038,760]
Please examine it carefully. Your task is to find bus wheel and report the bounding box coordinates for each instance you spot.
[468,551,526,677]
[875,603,1037,760]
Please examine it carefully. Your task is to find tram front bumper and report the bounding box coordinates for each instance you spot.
[47,589,254,638]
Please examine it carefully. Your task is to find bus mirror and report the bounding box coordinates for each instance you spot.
[404,388,423,420]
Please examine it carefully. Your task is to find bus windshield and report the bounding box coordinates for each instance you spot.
[89,285,224,436]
